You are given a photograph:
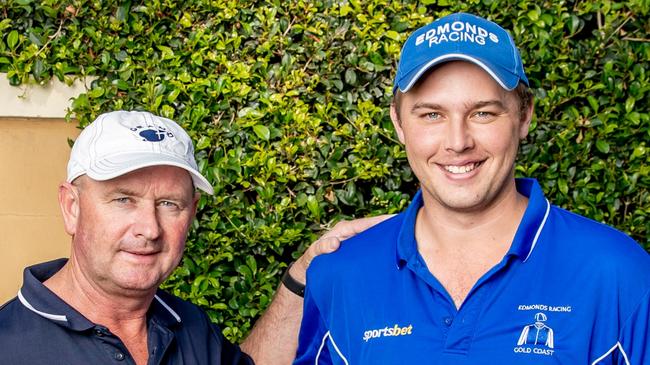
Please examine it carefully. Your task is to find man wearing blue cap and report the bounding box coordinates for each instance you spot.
[294,13,650,364]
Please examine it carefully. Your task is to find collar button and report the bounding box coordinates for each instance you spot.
[443,317,453,326]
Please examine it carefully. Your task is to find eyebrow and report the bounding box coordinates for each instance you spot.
[410,102,444,113]
[410,100,508,114]
[105,188,190,203]
[470,100,508,110]
[109,188,141,197]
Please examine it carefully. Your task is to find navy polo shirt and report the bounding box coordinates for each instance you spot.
[0,259,253,365]
[294,178,650,364]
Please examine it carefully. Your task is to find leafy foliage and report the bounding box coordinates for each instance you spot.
[2,0,648,341]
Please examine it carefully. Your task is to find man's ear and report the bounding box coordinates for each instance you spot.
[58,182,80,236]
[519,99,534,140]
[192,192,200,216]
[390,103,405,144]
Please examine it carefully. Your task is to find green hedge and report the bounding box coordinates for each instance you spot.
[2,0,648,341]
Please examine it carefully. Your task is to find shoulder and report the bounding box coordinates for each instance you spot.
[548,206,645,253]
[0,297,23,328]
[0,297,62,360]
[0,296,46,332]
[307,213,405,286]
[154,290,241,351]
[546,205,650,278]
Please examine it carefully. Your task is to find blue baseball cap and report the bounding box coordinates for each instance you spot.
[394,12,528,93]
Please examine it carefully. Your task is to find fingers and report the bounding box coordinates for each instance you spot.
[326,214,395,240]
[309,236,341,257]
[291,236,341,283]
[289,214,395,284]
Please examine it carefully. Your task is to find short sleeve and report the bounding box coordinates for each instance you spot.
[208,321,255,365]
[293,285,331,365]
[617,288,650,364]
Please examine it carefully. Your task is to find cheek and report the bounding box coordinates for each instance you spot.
[161,214,192,247]
[403,130,441,160]
[477,124,520,154]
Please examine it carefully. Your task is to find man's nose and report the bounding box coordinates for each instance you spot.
[444,117,474,153]
[133,203,162,240]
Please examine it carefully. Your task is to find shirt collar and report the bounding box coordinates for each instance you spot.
[507,178,551,261]
[19,258,95,331]
[150,291,183,327]
[396,178,550,266]
[396,189,423,267]
[18,258,183,331]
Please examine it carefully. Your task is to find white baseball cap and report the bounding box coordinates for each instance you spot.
[67,110,214,195]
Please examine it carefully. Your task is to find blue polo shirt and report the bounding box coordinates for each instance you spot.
[294,178,650,364]
[0,259,253,365]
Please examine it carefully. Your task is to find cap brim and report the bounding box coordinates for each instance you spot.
[396,54,521,93]
[70,152,214,195]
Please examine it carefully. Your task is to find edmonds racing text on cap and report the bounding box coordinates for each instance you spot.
[394,12,528,93]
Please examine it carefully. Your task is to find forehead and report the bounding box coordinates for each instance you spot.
[415,61,505,93]
[83,165,194,196]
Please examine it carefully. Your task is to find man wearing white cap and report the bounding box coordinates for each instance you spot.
[294,12,650,364]
[0,110,385,364]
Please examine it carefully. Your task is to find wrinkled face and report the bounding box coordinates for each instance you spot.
[61,165,198,296]
[390,61,532,213]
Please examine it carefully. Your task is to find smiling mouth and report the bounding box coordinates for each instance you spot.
[443,161,482,174]
[124,250,159,256]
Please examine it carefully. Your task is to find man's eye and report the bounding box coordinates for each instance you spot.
[425,112,441,120]
[475,111,494,118]
[114,197,131,203]
[159,201,179,208]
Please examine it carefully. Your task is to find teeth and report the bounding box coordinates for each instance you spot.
[444,162,479,174]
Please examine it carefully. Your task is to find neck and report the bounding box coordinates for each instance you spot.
[417,180,528,254]
[44,258,152,364]
[44,258,153,332]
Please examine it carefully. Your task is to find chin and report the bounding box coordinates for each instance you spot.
[439,193,490,211]
[113,273,163,293]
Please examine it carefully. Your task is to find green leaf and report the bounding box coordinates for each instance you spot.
[112,79,129,90]
[306,195,321,219]
[385,30,399,40]
[7,30,19,50]
[596,140,610,154]
[568,15,581,34]
[0,19,11,33]
[245,256,257,273]
[631,145,645,160]
[558,179,569,195]
[252,125,270,141]
[87,87,105,98]
[160,105,175,119]
[32,58,44,80]
[345,68,357,85]
[116,2,130,22]
[624,97,635,113]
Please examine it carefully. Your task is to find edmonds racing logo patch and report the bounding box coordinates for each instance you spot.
[513,303,571,357]
[516,312,554,353]
[415,20,500,47]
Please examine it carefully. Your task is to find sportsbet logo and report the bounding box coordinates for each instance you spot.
[362,324,413,342]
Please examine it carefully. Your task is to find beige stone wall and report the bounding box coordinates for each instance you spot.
[0,118,79,302]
